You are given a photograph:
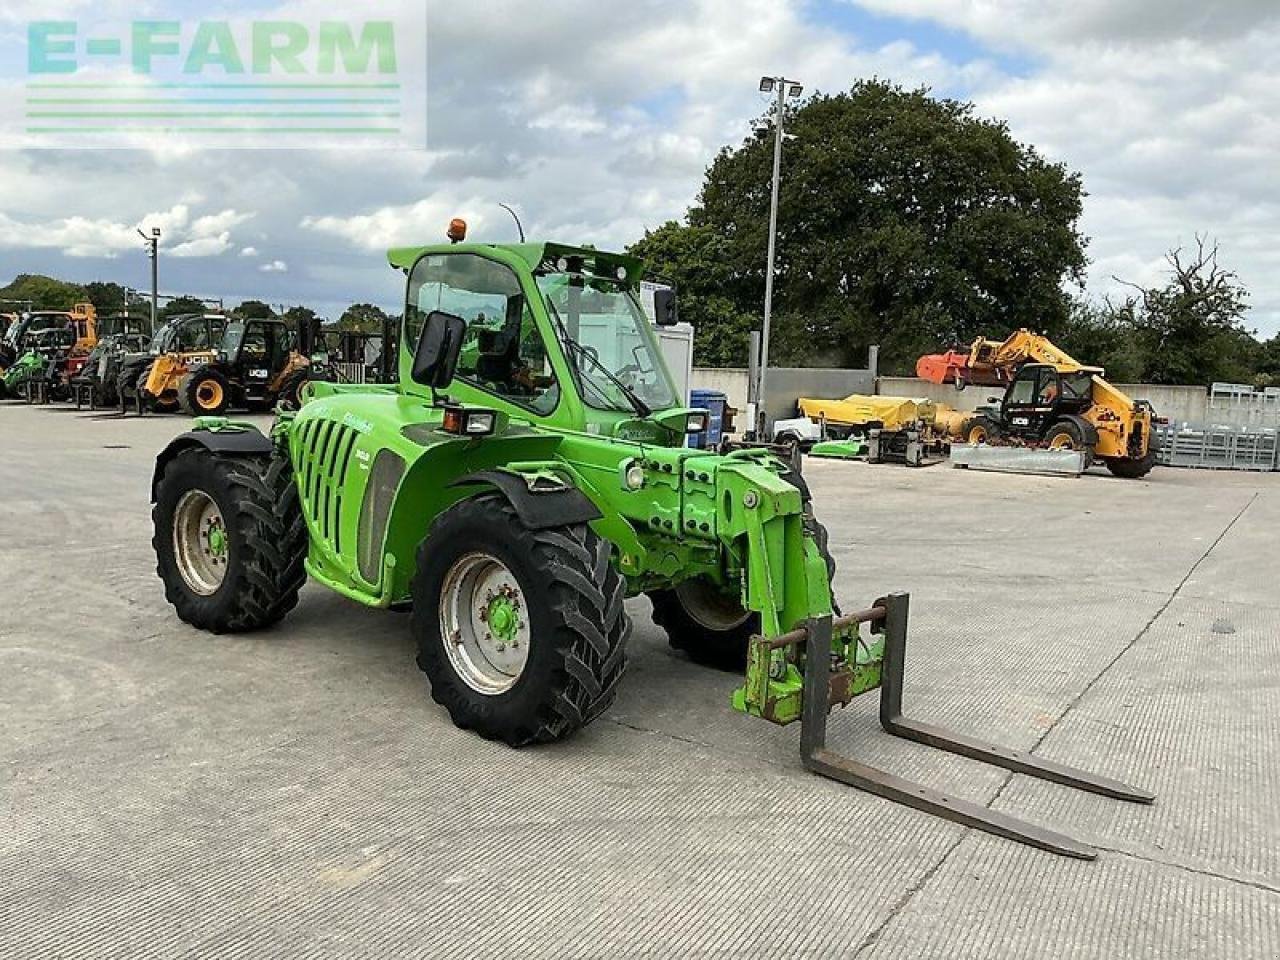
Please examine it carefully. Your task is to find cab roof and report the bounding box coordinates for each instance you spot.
[386,241,646,284]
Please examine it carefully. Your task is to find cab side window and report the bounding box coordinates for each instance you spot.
[1008,375,1036,405]
[1033,369,1059,404]
[407,254,559,414]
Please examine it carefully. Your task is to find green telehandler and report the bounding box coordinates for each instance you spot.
[151,230,1152,859]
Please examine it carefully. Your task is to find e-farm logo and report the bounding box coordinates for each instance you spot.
[10,5,426,150]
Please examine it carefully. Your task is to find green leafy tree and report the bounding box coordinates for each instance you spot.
[1117,238,1255,386]
[0,274,86,310]
[281,305,318,332]
[83,281,130,314]
[630,80,1088,372]
[159,296,211,320]
[629,222,758,366]
[234,299,276,320]
[1051,297,1144,384]
[340,303,392,334]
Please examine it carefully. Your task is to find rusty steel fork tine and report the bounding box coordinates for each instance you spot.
[798,607,1137,860]
[877,594,1155,805]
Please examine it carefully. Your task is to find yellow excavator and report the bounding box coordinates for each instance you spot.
[917,330,1158,479]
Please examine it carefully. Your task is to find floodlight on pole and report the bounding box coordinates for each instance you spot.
[752,74,802,434]
[138,227,160,332]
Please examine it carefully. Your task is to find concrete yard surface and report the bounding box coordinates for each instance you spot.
[2,401,1279,958]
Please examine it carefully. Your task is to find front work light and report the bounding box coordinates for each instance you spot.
[686,411,709,434]
[441,404,497,437]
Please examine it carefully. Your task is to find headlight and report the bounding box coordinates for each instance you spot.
[686,411,709,434]
[441,404,497,437]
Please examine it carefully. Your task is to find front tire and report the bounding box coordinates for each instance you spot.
[412,493,630,747]
[650,514,836,671]
[179,369,231,416]
[152,447,308,633]
[1044,420,1095,468]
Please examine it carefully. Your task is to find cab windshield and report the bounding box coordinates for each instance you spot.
[534,273,677,414]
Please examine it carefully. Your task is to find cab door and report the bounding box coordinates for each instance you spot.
[1002,366,1060,439]
[239,321,275,395]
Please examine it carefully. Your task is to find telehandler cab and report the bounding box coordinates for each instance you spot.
[152,231,1152,859]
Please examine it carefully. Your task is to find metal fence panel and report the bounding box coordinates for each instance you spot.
[1154,422,1279,472]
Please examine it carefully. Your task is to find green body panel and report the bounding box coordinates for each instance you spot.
[810,438,869,460]
[3,351,46,392]
[181,238,875,727]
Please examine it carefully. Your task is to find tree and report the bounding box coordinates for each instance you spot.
[1116,237,1255,386]
[281,305,318,332]
[1052,297,1144,384]
[630,222,758,366]
[84,281,131,314]
[630,80,1088,372]
[0,274,86,310]
[234,299,276,320]
[159,296,211,320]
[339,303,392,334]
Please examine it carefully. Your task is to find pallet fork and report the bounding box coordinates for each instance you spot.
[756,593,1154,859]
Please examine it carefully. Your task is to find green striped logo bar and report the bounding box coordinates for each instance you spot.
[9,4,426,150]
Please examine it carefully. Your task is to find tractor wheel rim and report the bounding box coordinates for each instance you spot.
[1049,435,1075,450]
[969,428,987,444]
[173,490,229,597]
[197,381,223,410]
[674,579,752,632]
[440,552,531,695]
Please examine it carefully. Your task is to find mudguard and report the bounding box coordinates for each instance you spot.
[450,469,602,531]
[151,426,273,501]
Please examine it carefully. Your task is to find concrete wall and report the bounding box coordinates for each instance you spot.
[691,365,877,434]
[876,376,986,412]
[691,367,749,412]
[692,369,1253,433]
[877,377,1213,423]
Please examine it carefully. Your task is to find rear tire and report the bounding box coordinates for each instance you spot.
[277,368,326,411]
[412,493,630,747]
[179,369,231,416]
[962,415,1001,445]
[152,447,308,633]
[1106,450,1157,479]
[117,358,151,412]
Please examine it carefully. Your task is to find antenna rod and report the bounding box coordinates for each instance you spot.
[498,203,526,243]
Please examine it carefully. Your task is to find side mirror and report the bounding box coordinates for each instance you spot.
[652,287,679,327]
[411,310,467,389]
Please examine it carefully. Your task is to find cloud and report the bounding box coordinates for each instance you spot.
[260,260,289,273]
[845,1,1280,49]
[0,201,252,260]
[3,1,1280,336]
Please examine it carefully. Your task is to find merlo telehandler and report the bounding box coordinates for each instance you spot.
[152,229,1153,859]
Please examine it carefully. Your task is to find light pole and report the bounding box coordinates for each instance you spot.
[754,75,803,433]
[138,227,161,331]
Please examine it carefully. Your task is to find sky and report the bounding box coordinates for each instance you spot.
[2,1,1279,339]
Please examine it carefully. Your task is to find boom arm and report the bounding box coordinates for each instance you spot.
[917,329,1094,387]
